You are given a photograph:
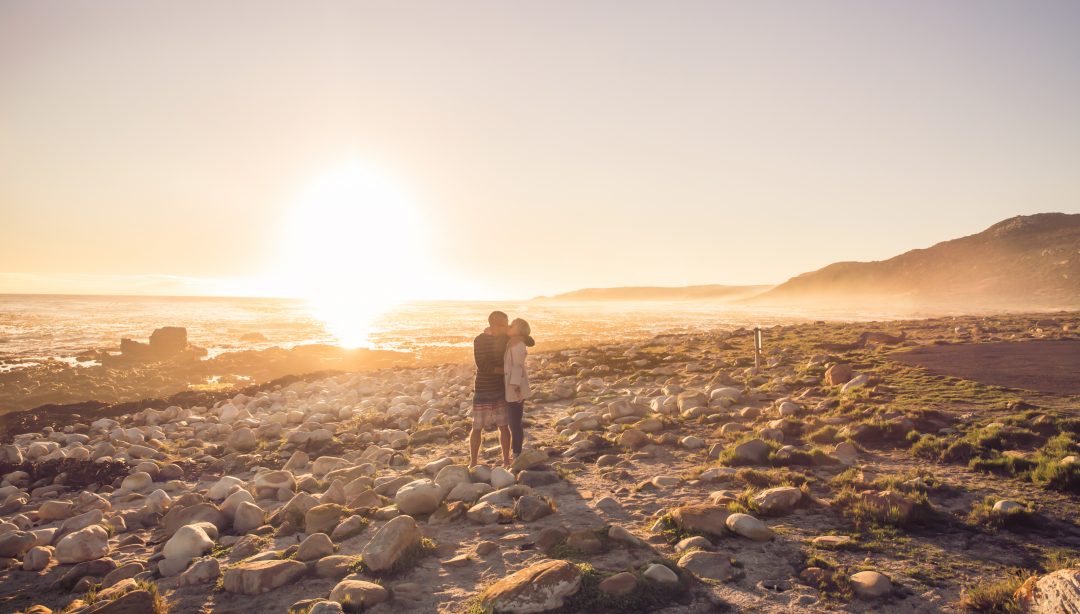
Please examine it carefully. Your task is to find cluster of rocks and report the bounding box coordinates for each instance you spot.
[2,315,1078,613]
[0,332,411,413]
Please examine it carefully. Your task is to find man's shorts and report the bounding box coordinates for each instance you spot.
[472,400,508,431]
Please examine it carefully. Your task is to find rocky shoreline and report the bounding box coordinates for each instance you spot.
[0,312,1077,613]
[0,335,415,415]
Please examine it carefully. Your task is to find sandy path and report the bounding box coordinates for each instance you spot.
[891,340,1080,395]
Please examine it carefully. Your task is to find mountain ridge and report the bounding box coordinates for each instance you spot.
[539,213,1080,310]
[534,284,773,302]
[746,212,1080,309]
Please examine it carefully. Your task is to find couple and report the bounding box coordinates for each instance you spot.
[470,310,534,468]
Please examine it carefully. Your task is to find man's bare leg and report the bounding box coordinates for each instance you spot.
[469,428,482,468]
[498,425,512,467]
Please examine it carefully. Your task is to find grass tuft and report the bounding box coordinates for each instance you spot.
[957,569,1032,613]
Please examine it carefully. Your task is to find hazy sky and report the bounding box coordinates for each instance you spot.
[2,1,1079,299]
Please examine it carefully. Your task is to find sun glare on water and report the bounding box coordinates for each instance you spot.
[277,159,427,348]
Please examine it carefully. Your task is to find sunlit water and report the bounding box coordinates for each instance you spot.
[0,294,896,371]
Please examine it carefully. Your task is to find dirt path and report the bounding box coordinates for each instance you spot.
[891,340,1080,395]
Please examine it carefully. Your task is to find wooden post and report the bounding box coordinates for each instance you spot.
[754,326,762,369]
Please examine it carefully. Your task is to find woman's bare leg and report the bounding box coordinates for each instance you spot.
[469,428,482,468]
[498,425,512,466]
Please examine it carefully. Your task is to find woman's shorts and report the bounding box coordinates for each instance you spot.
[472,400,508,430]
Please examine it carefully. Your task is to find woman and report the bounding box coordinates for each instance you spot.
[504,318,533,462]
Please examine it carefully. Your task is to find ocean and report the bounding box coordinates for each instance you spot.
[0,294,885,371]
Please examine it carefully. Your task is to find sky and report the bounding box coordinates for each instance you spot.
[2,1,1079,300]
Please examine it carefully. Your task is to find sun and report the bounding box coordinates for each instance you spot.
[275,159,427,347]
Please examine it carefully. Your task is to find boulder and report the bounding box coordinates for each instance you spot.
[752,487,803,515]
[725,513,773,541]
[490,467,516,490]
[511,449,548,473]
[467,502,503,525]
[163,503,227,537]
[178,556,221,586]
[305,504,349,535]
[55,525,110,564]
[360,515,421,573]
[850,570,893,599]
[833,442,858,465]
[222,559,307,594]
[102,561,144,587]
[149,326,188,356]
[253,470,296,497]
[312,456,350,477]
[677,550,737,582]
[163,524,213,562]
[514,495,554,522]
[598,571,638,597]
[733,439,770,464]
[481,559,583,613]
[618,429,649,449]
[433,465,471,493]
[295,533,335,562]
[23,545,52,571]
[643,563,680,586]
[669,504,729,538]
[993,500,1025,515]
[447,482,493,504]
[232,501,265,534]
[207,476,245,500]
[0,530,36,558]
[1014,568,1080,613]
[394,480,443,515]
[38,500,75,522]
[227,428,257,452]
[823,364,853,386]
[315,555,358,579]
[841,374,869,394]
[330,515,369,542]
[58,558,117,590]
[329,578,389,607]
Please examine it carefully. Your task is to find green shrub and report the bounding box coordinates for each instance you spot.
[808,425,840,445]
[957,569,1032,613]
[911,435,946,461]
[942,439,979,463]
[1029,460,1080,494]
[968,454,1038,477]
[973,426,1041,452]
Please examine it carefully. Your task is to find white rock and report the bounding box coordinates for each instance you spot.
[55,525,109,564]
[850,570,893,598]
[221,490,255,519]
[489,467,516,490]
[207,476,245,501]
[841,374,869,394]
[164,524,214,562]
[394,479,443,515]
[178,556,221,586]
[726,513,773,541]
[232,501,266,534]
[643,563,680,586]
[23,545,52,571]
[120,471,153,493]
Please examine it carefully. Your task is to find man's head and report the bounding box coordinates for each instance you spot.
[488,310,509,334]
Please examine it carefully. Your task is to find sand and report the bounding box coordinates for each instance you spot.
[891,339,1080,395]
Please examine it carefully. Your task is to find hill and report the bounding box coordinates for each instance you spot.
[537,284,774,302]
[748,213,1080,310]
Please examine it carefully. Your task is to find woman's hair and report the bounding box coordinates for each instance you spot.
[511,318,531,337]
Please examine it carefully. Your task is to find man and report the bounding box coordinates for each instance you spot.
[470,310,512,467]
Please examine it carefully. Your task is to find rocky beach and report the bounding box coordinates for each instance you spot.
[0,312,1077,613]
